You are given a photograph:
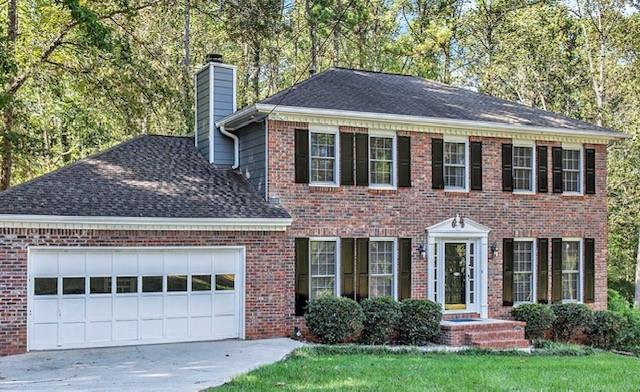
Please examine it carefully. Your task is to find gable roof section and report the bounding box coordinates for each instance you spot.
[0,135,290,228]
[220,68,625,139]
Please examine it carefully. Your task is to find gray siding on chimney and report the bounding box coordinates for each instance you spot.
[237,121,266,197]
[195,68,210,159]
[212,66,235,165]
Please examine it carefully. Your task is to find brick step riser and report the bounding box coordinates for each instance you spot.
[441,324,525,333]
[471,339,530,349]
[465,330,525,344]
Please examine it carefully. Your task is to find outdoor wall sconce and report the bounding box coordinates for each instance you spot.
[417,244,426,259]
[490,241,498,259]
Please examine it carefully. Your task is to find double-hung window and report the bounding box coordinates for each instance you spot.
[562,147,582,194]
[369,240,395,298]
[369,133,395,187]
[513,240,534,303]
[309,240,338,298]
[513,143,534,192]
[309,127,338,185]
[444,138,467,190]
[562,240,582,302]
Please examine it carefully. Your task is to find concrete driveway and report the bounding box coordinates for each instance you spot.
[0,338,303,392]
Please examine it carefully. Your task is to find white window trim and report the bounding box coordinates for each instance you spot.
[308,125,340,187]
[443,135,469,192]
[512,140,536,195]
[308,237,341,298]
[561,143,584,196]
[561,237,584,303]
[368,130,397,190]
[368,237,398,300]
[512,238,537,306]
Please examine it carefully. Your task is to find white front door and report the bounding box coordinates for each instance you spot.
[28,247,244,351]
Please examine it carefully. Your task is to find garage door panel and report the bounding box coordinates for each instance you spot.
[114,297,138,320]
[86,321,111,342]
[86,252,112,274]
[214,251,237,274]
[59,252,86,275]
[141,319,163,339]
[189,252,213,273]
[61,298,86,322]
[31,324,58,348]
[214,315,237,338]
[113,252,138,274]
[140,296,163,318]
[114,320,138,341]
[60,323,85,344]
[165,318,188,338]
[214,294,235,316]
[87,297,112,321]
[139,252,164,274]
[190,317,212,337]
[166,295,188,317]
[164,252,189,274]
[33,299,58,323]
[190,295,212,317]
[31,252,58,275]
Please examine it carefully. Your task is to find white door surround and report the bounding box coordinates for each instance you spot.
[27,246,245,351]
[427,216,490,318]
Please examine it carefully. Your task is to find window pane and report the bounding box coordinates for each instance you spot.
[370,137,392,160]
[192,275,212,291]
[370,275,393,297]
[167,275,187,292]
[513,241,533,303]
[562,273,578,301]
[562,242,579,271]
[370,161,391,184]
[34,277,57,295]
[310,132,336,183]
[444,166,465,188]
[562,149,581,192]
[63,277,85,295]
[142,276,163,293]
[90,277,112,294]
[369,136,393,185]
[311,133,335,157]
[370,241,393,274]
[444,142,465,165]
[311,157,335,183]
[310,241,336,276]
[215,274,235,291]
[116,276,138,293]
[311,276,335,298]
[513,146,533,191]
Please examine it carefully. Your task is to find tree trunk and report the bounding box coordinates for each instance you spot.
[635,232,640,308]
[181,0,192,134]
[1,0,18,191]
[252,44,260,102]
[305,0,318,74]
[333,0,341,67]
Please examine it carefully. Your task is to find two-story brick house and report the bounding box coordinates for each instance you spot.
[0,55,625,355]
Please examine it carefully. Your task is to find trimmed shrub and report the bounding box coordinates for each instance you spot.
[608,289,640,349]
[512,303,556,341]
[305,295,365,344]
[397,299,442,345]
[550,303,592,342]
[587,310,626,349]
[360,296,401,345]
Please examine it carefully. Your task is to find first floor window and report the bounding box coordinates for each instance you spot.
[513,241,534,303]
[310,240,337,298]
[562,241,581,301]
[444,141,466,189]
[369,136,394,186]
[369,240,394,297]
[310,131,337,184]
[513,145,534,191]
[562,149,581,193]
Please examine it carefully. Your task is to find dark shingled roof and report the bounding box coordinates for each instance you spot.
[260,68,617,134]
[0,135,289,219]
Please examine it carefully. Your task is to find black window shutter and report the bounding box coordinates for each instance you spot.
[398,238,412,300]
[340,132,354,185]
[294,129,309,183]
[355,238,369,301]
[585,148,596,194]
[341,238,355,299]
[295,238,309,316]
[470,141,483,191]
[355,133,369,186]
[502,143,513,192]
[432,138,444,189]
[537,146,548,193]
[584,238,595,303]
[503,238,514,306]
[551,238,563,303]
[537,238,549,304]
[552,147,563,193]
[397,136,411,187]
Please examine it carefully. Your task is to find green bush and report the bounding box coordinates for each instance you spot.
[532,340,595,356]
[305,295,365,344]
[397,299,442,345]
[550,303,592,342]
[360,296,401,345]
[587,310,626,349]
[512,303,556,340]
[608,289,640,349]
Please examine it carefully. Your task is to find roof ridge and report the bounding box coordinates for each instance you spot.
[333,66,416,78]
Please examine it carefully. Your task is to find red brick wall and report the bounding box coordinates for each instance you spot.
[267,120,608,319]
[0,228,294,355]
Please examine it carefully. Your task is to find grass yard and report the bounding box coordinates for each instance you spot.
[213,347,640,391]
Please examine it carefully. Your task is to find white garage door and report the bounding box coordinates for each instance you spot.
[28,247,244,351]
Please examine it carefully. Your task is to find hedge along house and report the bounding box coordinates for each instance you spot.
[0,55,627,355]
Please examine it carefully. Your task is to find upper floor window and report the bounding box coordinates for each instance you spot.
[309,128,339,185]
[513,240,534,303]
[444,139,467,190]
[369,133,395,187]
[369,240,395,297]
[310,239,337,298]
[513,144,534,192]
[562,240,581,302]
[562,147,582,193]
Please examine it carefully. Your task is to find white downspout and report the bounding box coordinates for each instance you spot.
[219,124,239,169]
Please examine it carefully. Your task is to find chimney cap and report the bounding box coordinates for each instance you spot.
[206,53,224,63]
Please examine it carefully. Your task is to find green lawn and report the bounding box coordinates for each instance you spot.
[213,348,640,391]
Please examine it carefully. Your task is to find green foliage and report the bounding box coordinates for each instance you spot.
[304,295,364,344]
[360,296,401,345]
[607,289,640,349]
[587,310,626,349]
[512,303,556,340]
[397,299,442,345]
[550,303,592,342]
[533,340,596,356]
